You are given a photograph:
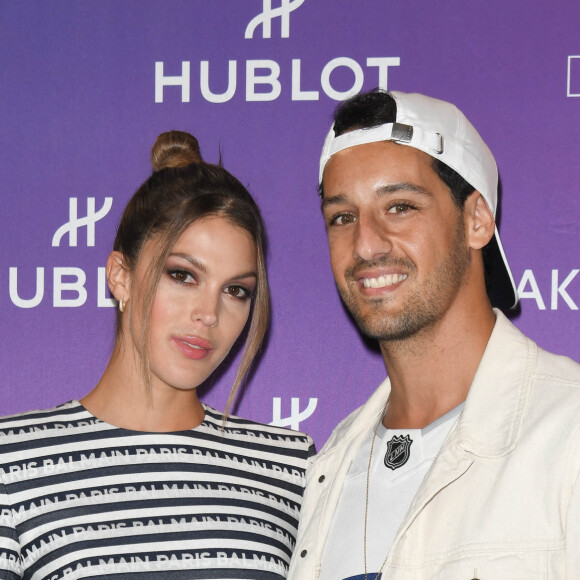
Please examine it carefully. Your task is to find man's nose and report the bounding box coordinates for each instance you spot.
[353,213,393,261]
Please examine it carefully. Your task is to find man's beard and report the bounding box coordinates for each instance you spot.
[338,217,470,343]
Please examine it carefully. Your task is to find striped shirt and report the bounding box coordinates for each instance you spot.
[0,401,314,579]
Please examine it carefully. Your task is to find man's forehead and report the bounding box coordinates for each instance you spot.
[321,141,440,199]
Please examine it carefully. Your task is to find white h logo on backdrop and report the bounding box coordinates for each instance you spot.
[52,197,113,247]
[245,0,306,39]
[10,197,116,308]
[270,397,317,430]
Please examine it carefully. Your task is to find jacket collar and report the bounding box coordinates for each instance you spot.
[457,309,536,457]
[321,310,535,459]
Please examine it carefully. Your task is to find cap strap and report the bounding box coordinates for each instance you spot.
[319,123,444,184]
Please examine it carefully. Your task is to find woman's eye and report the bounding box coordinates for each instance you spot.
[226,285,251,300]
[168,269,194,284]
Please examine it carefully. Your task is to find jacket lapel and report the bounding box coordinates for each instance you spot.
[389,311,536,559]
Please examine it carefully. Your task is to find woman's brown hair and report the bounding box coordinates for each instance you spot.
[113,131,270,416]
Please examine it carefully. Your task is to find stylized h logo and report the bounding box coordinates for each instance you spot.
[52,197,113,247]
[245,0,306,39]
[270,397,317,430]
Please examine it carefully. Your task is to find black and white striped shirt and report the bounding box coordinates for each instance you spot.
[0,401,314,579]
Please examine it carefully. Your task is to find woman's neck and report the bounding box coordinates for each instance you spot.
[81,345,205,432]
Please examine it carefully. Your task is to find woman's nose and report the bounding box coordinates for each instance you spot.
[190,291,219,327]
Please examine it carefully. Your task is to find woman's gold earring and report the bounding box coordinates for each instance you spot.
[119,298,125,313]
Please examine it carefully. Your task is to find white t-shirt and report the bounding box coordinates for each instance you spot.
[320,404,463,580]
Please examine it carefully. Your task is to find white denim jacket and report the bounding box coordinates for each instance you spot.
[288,311,580,579]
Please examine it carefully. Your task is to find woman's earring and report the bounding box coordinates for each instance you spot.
[119,298,126,313]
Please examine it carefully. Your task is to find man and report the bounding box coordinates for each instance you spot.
[288,90,580,579]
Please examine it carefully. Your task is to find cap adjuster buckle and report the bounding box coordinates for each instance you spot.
[391,123,413,143]
[433,133,444,154]
[391,123,444,156]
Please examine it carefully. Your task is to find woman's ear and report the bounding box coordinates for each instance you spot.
[465,192,495,250]
[106,251,131,304]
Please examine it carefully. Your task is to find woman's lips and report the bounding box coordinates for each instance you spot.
[172,336,213,360]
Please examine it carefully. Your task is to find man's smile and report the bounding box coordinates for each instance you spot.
[361,273,408,289]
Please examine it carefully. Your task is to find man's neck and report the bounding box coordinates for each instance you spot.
[380,302,496,429]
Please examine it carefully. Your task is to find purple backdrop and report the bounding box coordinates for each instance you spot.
[1,0,579,448]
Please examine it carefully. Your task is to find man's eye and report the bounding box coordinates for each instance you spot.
[387,203,414,214]
[331,213,356,226]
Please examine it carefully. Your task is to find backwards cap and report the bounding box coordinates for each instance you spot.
[319,90,518,310]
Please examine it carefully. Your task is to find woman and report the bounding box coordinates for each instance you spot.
[0,132,314,579]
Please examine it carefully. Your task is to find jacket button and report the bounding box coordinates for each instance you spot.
[318,475,325,483]
[300,550,308,558]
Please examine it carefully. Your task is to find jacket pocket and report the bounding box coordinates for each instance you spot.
[429,550,552,579]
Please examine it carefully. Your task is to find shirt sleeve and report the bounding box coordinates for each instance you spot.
[0,480,22,579]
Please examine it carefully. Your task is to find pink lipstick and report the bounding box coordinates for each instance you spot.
[172,336,213,360]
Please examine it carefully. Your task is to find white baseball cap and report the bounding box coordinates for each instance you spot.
[319,90,518,310]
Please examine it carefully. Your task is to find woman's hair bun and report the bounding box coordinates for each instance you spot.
[151,131,203,172]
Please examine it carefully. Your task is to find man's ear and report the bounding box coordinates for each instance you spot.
[464,191,495,250]
[106,251,131,304]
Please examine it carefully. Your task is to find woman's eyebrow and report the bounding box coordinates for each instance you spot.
[168,253,207,273]
[169,253,257,281]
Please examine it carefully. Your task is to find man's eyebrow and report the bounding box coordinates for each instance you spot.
[321,193,348,211]
[321,182,430,211]
[375,182,431,196]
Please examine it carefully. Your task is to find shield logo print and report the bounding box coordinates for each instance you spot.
[384,434,413,470]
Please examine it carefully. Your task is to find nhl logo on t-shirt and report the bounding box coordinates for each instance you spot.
[384,434,413,470]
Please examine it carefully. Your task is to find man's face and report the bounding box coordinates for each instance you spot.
[321,140,471,343]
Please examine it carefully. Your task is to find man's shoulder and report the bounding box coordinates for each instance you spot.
[493,311,580,390]
[533,344,580,386]
[512,332,580,441]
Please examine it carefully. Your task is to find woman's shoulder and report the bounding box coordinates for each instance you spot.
[0,400,97,441]
[202,404,315,456]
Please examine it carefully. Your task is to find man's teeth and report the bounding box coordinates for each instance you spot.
[362,274,408,289]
